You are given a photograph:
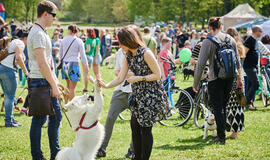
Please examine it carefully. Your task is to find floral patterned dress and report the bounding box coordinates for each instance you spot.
[126,47,170,127]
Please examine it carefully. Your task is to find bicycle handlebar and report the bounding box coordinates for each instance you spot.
[160,57,176,69]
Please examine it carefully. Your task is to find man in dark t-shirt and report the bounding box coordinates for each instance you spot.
[177,30,190,48]
[243,25,263,110]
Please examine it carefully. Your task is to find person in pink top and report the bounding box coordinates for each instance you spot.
[158,37,174,80]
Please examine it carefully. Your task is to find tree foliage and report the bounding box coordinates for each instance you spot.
[1,0,41,21]
[1,0,270,25]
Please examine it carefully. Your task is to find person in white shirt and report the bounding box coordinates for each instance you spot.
[150,23,156,37]
[96,48,134,158]
[0,30,28,127]
[59,24,89,102]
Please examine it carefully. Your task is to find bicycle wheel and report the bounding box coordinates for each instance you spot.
[159,89,193,127]
[194,103,207,129]
[118,109,131,121]
[261,75,268,107]
[194,90,207,129]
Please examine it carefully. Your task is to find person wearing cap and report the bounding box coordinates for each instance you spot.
[0,29,29,127]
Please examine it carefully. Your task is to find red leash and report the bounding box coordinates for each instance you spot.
[75,112,98,132]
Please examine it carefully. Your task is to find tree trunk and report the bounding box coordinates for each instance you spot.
[25,2,30,24]
[223,0,232,14]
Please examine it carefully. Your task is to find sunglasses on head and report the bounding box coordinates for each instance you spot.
[48,11,56,18]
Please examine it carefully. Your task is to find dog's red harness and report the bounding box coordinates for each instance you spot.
[75,112,98,132]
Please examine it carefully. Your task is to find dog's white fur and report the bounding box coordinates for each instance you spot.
[203,111,217,140]
[56,81,104,160]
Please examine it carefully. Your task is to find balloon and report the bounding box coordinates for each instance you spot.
[179,48,192,63]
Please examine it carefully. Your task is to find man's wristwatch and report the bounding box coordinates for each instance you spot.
[142,76,146,81]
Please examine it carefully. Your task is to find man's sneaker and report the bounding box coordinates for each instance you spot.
[125,148,134,159]
[5,123,19,127]
[210,137,225,145]
[13,120,22,126]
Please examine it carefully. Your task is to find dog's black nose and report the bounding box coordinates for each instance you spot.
[87,95,94,101]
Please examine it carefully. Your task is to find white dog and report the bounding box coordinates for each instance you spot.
[56,81,104,160]
[203,111,217,140]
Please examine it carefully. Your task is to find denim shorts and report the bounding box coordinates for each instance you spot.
[86,55,102,65]
[61,61,81,82]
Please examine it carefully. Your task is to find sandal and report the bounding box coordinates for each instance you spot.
[82,89,88,93]
[96,148,106,158]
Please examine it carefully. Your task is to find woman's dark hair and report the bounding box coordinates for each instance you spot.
[68,25,79,34]
[208,17,222,31]
[261,35,270,45]
[15,30,28,39]
[127,25,144,42]
[117,26,145,50]
[94,28,99,38]
[86,28,96,39]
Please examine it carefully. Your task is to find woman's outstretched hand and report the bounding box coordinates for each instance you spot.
[98,79,108,88]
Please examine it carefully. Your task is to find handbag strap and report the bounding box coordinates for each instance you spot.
[60,38,76,62]
[147,37,152,47]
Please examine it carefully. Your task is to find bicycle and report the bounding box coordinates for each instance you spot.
[158,57,194,127]
[193,67,211,129]
[259,56,270,107]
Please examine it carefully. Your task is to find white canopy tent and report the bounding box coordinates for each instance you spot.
[221,3,265,31]
[261,20,270,36]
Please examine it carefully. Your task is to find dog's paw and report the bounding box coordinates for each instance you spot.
[94,80,102,92]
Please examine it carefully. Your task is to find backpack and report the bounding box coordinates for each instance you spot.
[207,35,237,79]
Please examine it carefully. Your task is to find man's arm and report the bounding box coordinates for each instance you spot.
[34,47,60,98]
[14,46,28,77]
[193,40,211,90]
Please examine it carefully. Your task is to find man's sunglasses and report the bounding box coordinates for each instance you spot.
[48,11,56,18]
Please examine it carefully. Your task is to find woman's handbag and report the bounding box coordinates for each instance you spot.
[28,86,55,116]
[235,88,246,106]
[56,38,76,70]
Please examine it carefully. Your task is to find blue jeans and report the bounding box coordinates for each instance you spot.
[0,64,17,124]
[101,45,110,64]
[28,79,62,160]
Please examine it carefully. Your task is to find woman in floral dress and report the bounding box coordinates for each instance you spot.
[99,26,170,160]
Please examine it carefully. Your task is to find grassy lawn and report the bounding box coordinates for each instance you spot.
[0,65,270,160]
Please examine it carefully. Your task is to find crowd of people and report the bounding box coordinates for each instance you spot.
[1,0,270,160]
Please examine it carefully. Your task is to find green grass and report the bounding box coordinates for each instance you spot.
[0,66,270,160]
